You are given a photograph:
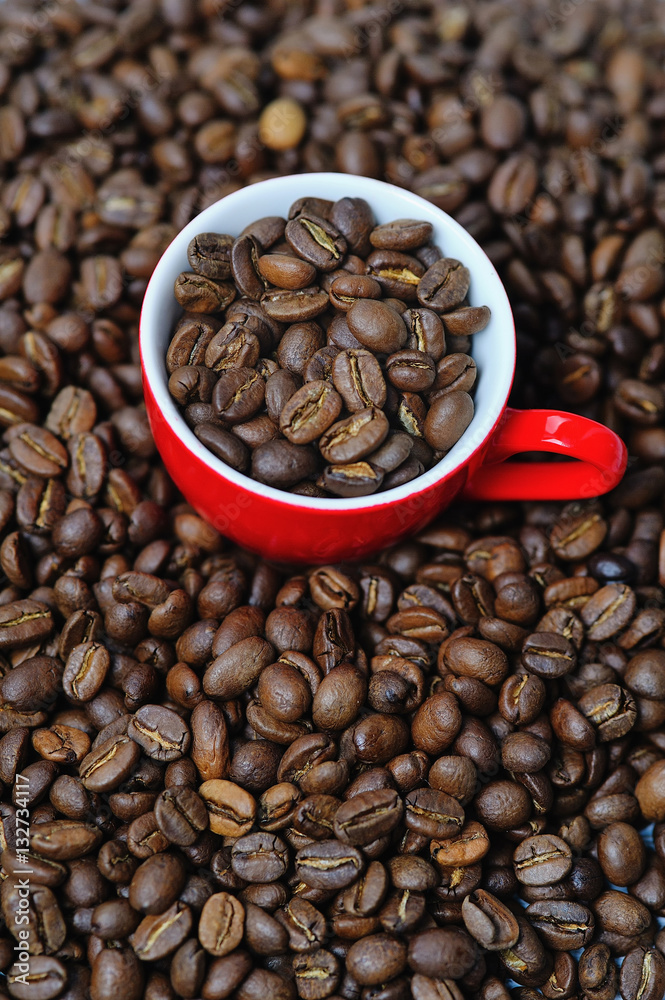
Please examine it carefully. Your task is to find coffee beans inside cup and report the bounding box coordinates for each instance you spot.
[166,199,491,497]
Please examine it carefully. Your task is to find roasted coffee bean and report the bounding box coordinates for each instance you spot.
[525,900,594,950]
[154,785,208,846]
[259,254,317,290]
[213,367,266,425]
[332,350,386,412]
[195,423,250,471]
[188,233,233,280]
[231,832,289,883]
[407,927,477,980]
[252,439,318,489]
[386,351,436,392]
[462,890,519,950]
[513,835,573,886]
[620,946,665,1000]
[347,300,407,354]
[404,787,464,839]
[280,381,342,445]
[423,391,474,452]
[174,272,235,313]
[285,214,347,271]
[198,892,245,956]
[417,260,470,312]
[127,704,191,762]
[333,789,403,845]
[295,840,365,889]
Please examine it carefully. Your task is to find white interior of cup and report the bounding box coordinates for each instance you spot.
[140,172,516,510]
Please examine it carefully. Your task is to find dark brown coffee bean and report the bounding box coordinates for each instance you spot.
[461,890,519,951]
[521,632,576,678]
[174,272,235,313]
[365,251,424,300]
[620,946,665,1000]
[280,381,343,445]
[334,789,403,845]
[423,391,474,452]
[127,704,191,762]
[386,351,436,392]
[154,785,208,846]
[404,787,464,839]
[194,423,249,472]
[261,286,330,322]
[231,832,289,882]
[286,214,347,271]
[277,322,326,376]
[9,423,67,478]
[213,367,265,425]
[332,349,386,412]
[597,821,646,886]
[370,220,433,251]
[443,305,491,337]
[417,259,470,312]
[319,462,384,498]
[295,840,365,889]
[578,683,637,742]
[205,327,261,374]
[407,927,477,980]
[329,274,382,311]
[513,835,573,886]
[30,819,102,861]
[319,408,389,464]
[347,300,407,354]
[525,900,594,950]
[475,780,532,832]
[258,253,317,290]
[168,365,218,406]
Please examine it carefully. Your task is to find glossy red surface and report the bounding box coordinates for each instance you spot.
[144,382,627,563]
[462,407,628,502]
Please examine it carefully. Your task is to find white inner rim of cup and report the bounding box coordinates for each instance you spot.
[140,172,516,510]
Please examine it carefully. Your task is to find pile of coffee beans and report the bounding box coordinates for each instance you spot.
[167,201,490,497]
[2,2,665,1000]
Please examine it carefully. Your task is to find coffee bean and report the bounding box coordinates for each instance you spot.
[199,779,256,836]
[423,391,474,451]
[346,934,407,986]
[620,946,665,1000]
[154,785,208,846]
[280,381,343,444]
[513,835,573,886]
[187,233,233,280]
[332,349,386,412]
[347,300,407,354]
[295,840,365,889]
[404,787,464,839]
[198,892,245,956]
[525,900,594,949]
[461,890,519,950]
[127,704,191,762]
[174,272,235,313]
[285,214,347,271]
[333,788,403,845]
[252,439,318,489]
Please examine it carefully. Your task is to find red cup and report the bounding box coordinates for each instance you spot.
[140,173,627,563]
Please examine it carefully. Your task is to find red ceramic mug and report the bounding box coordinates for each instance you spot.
[140,173,627,564]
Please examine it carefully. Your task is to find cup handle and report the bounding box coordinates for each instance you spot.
[462,408,628,502]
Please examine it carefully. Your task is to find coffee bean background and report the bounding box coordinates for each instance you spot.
[1,3,665,1000]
